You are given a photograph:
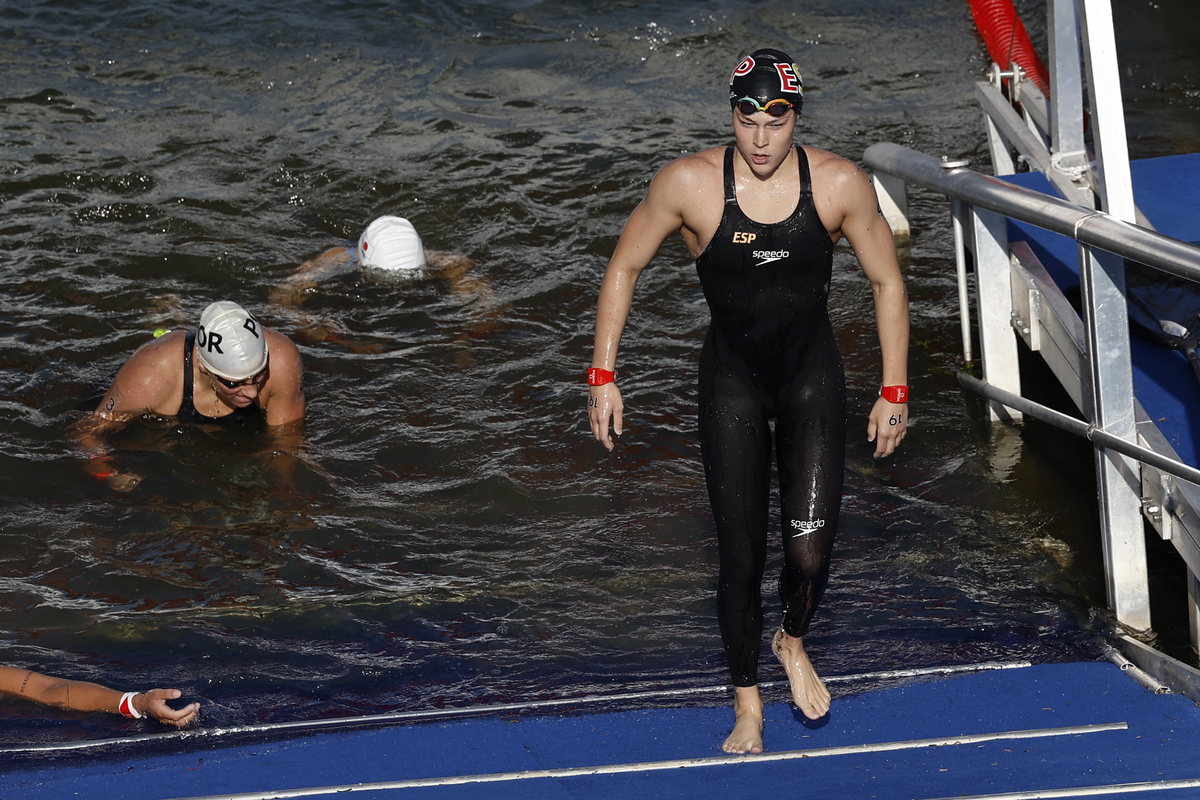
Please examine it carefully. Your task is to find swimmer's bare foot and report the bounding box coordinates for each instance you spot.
[772,628,830,720]
[722,685,764,754]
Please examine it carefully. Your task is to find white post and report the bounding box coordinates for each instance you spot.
[971,207,1022,422]
[1077,0,1151,633]
[984,114,1017,176]
[871,171,910,239]
[1047,0,1091,206]
[1080,244,1151,632]
[1078,0,1136,223]
[952,199,973,364]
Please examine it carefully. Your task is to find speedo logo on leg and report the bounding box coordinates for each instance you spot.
[753,249,789,266]
[790,519,825,536]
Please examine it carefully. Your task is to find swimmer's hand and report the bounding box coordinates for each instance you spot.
[867,397,908,458]
[589,383,623,452]
[140,689,201,727]
[106,470,143,492]
[86,456,142,492]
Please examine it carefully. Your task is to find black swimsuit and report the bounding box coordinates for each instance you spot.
[695,146,845,688]
[181,331,262,424]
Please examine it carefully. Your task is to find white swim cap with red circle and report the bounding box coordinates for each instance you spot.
[357,215,427,272]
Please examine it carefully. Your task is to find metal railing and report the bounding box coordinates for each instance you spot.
[864,141,1200,639]
[865,143,1200,281]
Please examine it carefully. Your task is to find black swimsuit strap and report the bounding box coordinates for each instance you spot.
[795,145,813,201]
[183,330,196,410]
[721,145,810,215]
[722,146,738,205]
[179,329,261,424]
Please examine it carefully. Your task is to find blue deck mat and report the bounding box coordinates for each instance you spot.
[1005,153,1200,468]
[2,661,1200,799]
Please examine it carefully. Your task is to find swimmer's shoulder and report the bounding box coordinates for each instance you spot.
[649,148,724,205]
[264,326,302,359]
[801,145,877,211]
[102,329,187,416]
[260,326,305,423]
[425,248,474,272]
[660,147,724,181]
[801,145,867,186]
[126,328,188,371]
[263,327,304,382]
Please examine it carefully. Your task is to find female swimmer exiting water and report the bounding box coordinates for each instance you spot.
[587,49,909,754]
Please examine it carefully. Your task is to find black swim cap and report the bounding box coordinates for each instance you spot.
[729,48,803,114]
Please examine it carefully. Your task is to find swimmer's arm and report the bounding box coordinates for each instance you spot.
[425,248,474,273]
[71,333,183,486]
[592,199,673,367]
[269,246,356,308]
[840,165,910,458]
[589,166,687,450]
[71,417,136,484]
[294,246,357,282]
[93,332,185,422]
[427,249,490,299]
[0,666,199,727]
[262,330,306,427]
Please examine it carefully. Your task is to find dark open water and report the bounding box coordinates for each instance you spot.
[1,0,1198,743]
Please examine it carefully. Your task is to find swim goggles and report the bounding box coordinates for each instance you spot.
[214,362,269,389]
[733,96,796,118]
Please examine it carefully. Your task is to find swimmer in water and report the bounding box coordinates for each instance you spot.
[269,214,490,358]
[268,215,485,355]
[586,48,909,754]
[270,215,477,310]
[0,664,199,726]
[75,301,305,490]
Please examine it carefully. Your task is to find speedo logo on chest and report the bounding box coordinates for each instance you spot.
[732,232,790,265]
[752,249,789,266]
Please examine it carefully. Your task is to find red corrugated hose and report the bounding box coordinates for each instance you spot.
[968,0,1051,96]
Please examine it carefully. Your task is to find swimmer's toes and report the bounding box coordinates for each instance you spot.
[800,687,831,720]
[799,700,827,721]
[722,735,762,755]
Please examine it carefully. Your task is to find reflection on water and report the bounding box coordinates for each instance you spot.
[1,0,1198,743]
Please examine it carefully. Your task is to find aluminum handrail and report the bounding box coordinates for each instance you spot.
[863,142,1200,283]
[958,372,1200,487]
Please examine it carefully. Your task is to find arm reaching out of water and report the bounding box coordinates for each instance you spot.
[269,246,359,309]
[0,665,199,727]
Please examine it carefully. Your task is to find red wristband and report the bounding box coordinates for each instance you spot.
[89,454,114,480]
[119,692,143,719]
[880,385,909,404]
[587,368,615,386]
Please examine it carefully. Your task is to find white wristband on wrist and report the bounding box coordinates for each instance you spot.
[118,691,143,719]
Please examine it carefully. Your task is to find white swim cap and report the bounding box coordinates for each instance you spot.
[196,301,269,380]
[357,215,427,272]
